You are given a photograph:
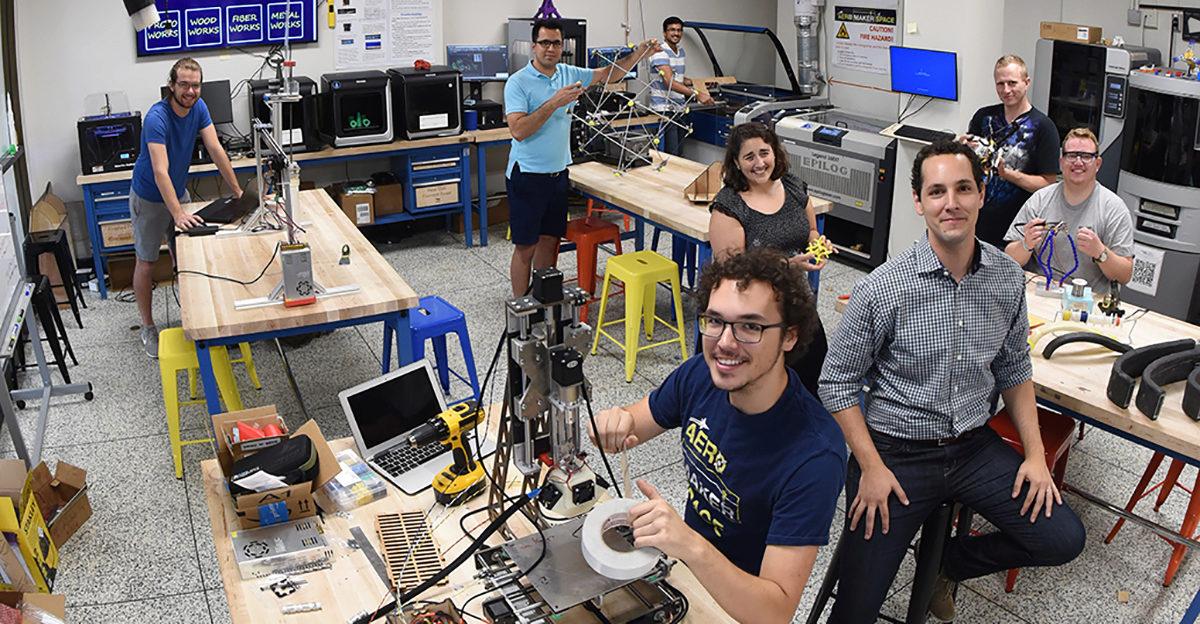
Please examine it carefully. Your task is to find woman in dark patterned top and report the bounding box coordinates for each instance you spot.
[708,122,833,397]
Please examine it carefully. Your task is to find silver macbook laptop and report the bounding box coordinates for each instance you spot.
[338,360,496,496]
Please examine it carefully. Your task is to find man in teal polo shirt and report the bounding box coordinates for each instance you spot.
[504,18,659,296]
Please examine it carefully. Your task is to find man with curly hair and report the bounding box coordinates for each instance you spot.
[590,246,846,623]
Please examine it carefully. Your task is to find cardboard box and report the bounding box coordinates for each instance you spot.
[213,408,339,529]
[0,466,59,592]
[0,591,66,620]
[0,461,26,503]
[98,219,134,248]
[414,180,460,209]
[214,406,290,462]
[106,252,173,290]
[26,462,91,547]
[327,183,375,226]
[1040,21,1102,44]
[374,183,404,216]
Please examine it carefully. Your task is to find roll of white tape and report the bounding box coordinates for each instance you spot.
[580,498,661,581]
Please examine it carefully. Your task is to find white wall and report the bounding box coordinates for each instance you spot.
[17,0,772,205]
[1005,0,1186,79]
[885,0,1008,257]
[775,0,903,121]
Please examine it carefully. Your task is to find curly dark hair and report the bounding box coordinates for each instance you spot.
[697,247,817,352]
[721,122,790,192]
[911,139,984,197]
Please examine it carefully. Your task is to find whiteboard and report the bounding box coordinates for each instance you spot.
[0,16,20,310]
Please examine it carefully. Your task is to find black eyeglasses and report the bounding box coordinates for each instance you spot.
[1062,151,1098,163]
[535,39,564,49]
[698,315,788,344]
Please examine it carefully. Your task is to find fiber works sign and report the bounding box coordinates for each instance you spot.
[833,5,897,75]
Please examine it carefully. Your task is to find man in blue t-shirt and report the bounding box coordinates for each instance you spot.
[648,16,713,156]
[129,58,242,358]
[590,247,846,622]
[502,18,658,296]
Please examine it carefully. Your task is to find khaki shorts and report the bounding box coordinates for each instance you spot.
[129,190,188,262]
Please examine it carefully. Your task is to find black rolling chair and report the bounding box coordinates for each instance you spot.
[24,228,86,329]
[806,501,971,624]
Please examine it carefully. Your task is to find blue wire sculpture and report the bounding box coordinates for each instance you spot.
[1036,224,1079,288]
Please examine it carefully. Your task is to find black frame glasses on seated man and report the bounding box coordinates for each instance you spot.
[535,39,564,48]
[698,314,789,344]
[1061,151,1098,163]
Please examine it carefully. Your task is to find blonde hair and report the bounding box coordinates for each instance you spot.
[994,54,1028,78]
[1061,127,1099,151]
[169,57,203,84]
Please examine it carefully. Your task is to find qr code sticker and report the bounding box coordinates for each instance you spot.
[1127,244,1164,296]
[1131,258,1156,288]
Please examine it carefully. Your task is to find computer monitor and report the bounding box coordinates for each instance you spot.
[158,79,234,124]
[587,46,638,80]
[889,46,958,101]
[446,44,510,81]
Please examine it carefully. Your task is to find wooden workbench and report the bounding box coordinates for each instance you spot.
[569,154,832,243]
[177,190,418,343]
[201,436,732,623]
[1024,281,1200,460]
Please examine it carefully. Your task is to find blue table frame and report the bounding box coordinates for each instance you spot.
[192,310,414,415]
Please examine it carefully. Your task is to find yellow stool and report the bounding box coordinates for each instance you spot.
[158,328,250,479]
[591,251,688,381]
[187,343,261,399]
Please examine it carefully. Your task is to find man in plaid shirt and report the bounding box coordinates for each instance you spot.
[818,140,1085,623]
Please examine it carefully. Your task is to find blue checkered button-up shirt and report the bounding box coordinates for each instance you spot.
[819,235,1032,440]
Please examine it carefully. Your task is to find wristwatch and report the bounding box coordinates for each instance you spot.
[1094,249,1109,264]
[1021,238,1034,253]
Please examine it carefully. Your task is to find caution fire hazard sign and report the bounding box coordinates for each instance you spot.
[832,5,896,75]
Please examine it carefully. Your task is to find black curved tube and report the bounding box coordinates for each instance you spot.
[1107,339,1196,408]
[1184,366,1200,422]
[1135,347,1200,420]
[1042,332,1132,360]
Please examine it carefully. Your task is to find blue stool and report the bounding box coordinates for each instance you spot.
[410,296,480,404]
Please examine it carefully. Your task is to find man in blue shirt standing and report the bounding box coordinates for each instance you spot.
[648,16,713,156]
[590,247,846,622]
[503,19,658,296]
[129,58,242,358]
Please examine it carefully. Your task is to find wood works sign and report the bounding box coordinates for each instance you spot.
[832,5,897,75]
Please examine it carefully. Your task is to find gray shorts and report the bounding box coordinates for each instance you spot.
[129,190,188,262]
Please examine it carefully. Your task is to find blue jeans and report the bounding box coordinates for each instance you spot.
[658,122,683,156]
[829,426,1086,624]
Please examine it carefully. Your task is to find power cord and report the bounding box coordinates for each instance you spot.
[174,241,281,286]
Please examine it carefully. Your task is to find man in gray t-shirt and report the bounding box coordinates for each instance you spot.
[1004,128,1134,294]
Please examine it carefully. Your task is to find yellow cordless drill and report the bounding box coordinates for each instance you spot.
[404,401,486,506]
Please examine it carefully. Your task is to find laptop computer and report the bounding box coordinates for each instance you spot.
[196,190,258,224]
[338,360,496,496]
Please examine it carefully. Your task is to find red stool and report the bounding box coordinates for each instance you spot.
[586,199,631,232]
[563,216,623,320]
[987,406,1077,592]
[1104,454,1199,586]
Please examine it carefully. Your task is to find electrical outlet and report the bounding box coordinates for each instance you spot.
[906,22,918,34]
[1128,9,1142,27]
[1146,9,1159,30]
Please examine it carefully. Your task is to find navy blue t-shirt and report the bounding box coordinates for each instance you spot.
[649,355,847,575]
[967,104,1059,248]
[131,98,213,202]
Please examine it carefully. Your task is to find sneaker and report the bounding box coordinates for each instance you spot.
[141,325,159,359]
[928,572,957,622]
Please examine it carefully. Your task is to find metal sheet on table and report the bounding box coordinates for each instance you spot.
[501,517,636,613]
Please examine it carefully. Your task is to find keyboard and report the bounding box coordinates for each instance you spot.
[892,125,956,144]
[372,443,447,477]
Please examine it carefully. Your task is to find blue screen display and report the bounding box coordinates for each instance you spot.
[889,46,958,101]
[136,0,318,57]
[587,46,638,80]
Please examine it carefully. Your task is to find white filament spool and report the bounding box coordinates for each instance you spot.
[580,498,661,580]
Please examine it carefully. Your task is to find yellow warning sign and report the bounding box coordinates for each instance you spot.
[836,23,850,39]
